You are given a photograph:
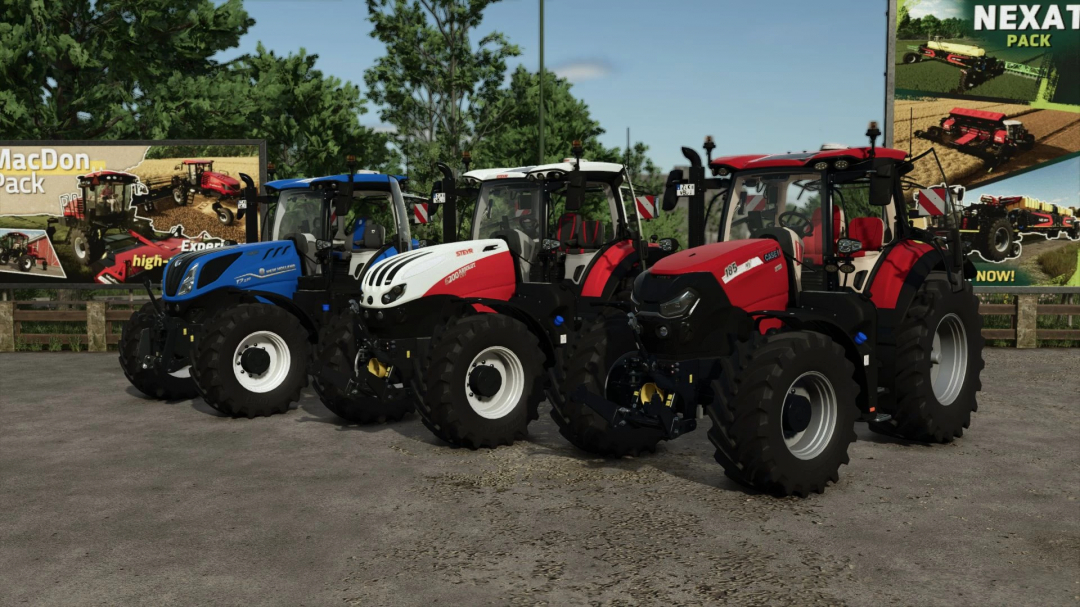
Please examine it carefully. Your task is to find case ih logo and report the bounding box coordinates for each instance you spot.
[763,249,781,262]
[456,247,474,257]
[445,262,476,285]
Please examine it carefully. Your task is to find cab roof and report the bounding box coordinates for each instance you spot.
[266,172,408,191]
[462,167,536,181]
[710,147,908,172]
[529,160,624,174]
[78,170,137,182]
[182,159,213,165]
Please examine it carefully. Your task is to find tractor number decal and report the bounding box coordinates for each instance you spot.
[635,195,658,220]
[432,192,446,204]
[676,183,695,197]
[722,257,763,284]
[915,187,948,216]
[444,262,476,285]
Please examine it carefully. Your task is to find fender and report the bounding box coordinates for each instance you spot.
[580,239,638,297]
[170,287,320,340]
[865,240,937,312]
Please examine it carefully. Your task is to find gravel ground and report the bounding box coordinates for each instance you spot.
[1,349,1078,606]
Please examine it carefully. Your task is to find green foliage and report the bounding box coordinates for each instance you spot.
[897,12,970,40]
[1038,242,1080,280]
[69,335,82,353]
[364,0,521,189]
[48,335,63,352]
[0,0,253,139]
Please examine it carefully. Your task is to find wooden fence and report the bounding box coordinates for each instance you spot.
[0,284,1078,352]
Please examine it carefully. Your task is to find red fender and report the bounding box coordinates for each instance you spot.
[580,240,637,297]
[423,251,516,301]
[866,241,936,310]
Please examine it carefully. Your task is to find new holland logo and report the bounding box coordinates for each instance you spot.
[235,263,297,285]
[444,262,476,285]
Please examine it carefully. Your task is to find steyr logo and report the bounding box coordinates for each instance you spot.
[456,248,474,257]
[445,262,476,285]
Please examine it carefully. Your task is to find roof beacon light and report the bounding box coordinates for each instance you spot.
[866,121,881,158]
[571,139,583,165]
[462,150,472,172]
[703,136,716,163]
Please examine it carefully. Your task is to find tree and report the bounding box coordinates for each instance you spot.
[0,0,253,139]
[364,0,520,188]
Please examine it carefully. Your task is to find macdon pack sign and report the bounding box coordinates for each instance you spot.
[888,0,1080,288]
[0,140,266,286]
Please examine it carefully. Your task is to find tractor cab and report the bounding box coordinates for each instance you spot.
[263,171,416,278]
[178,160,218,182]
[1003,120,1025,141]
[467,155,648,286]
[75,171,138,221]
[1,231,29,252]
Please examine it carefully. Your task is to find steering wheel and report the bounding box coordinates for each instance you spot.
[518,216,538,237]
[778,210,814,238]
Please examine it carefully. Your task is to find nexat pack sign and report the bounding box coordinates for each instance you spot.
[0,140,265,285]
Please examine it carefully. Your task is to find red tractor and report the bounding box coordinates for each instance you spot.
[916,108,1034,169]
[52,170,157,266]
[0,231,46,272]
[560,124,985,496]
[171,159,243,225]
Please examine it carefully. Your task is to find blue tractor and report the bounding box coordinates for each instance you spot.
[119,159,424,419]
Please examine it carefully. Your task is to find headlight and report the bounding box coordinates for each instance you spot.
[659,289,698,318]
[381,284,406,305]
[177,262,199,296]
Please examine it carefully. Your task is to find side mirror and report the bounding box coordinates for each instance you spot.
[868,161,894,207]
[315,239,333,252]
[661,169,683,211]
[333,194,352,219]
[565,170,586,211]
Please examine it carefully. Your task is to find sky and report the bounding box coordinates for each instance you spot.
[225,0,892,169]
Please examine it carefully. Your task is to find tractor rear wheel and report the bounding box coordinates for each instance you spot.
[17,254,33,272]
[69,228,104,265]
[903,52,920,64]
[173,186,189,206]
[419,314,544,449]
[551,314,667,457]
[312,309,412,424]
[191,303,311,418]
[216,206,235,226]
[706,331,859,497]
[119,303,200,400]
[977,218,1014,262]
[870,273,984,443]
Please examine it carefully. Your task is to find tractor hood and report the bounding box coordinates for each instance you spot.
[359,239,516,309]
[205,172,241,191]
[162,241,301,303]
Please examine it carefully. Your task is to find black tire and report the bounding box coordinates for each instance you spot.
[926,126,943,141]
[69,228,104,265]
[173,186,188,206]
[119,303,200,400]
[706,331,860,497]
[551,314,667,457]
[216,206,235,226]
[870,274,984,443]
[17,254,33,272]
[903,52,920,64]
[977,217,1014,262]
[419,314,545,449]
[312,309,412,424]
[190,303,311,418]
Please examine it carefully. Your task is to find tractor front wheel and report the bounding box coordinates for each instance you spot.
[977,218,1014,262]
[216,206,235,226]
[903,52,920,64]
[69,228,104,265]
[119,303,200,400]
[17,254,33,272]
[191,303,311,418]
[870,274,984,443]
[706,331,860,497]
[419,314,544,449]
[551,314,667,457]
[173,186,189,206]
[312,309,412,424]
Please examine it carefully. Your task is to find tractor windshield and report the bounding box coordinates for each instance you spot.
[83,182,133,216]
[722,171,822,241]
[473,180,543,240]
[270,190,326,240]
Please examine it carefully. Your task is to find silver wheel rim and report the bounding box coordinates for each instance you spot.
[233,331,291,393]
[993,227,1010,252]
[782,371,838,461]
[931,313,968,406]
[173,188,183,203]
[465,346,525,420]
[73,237,86,259]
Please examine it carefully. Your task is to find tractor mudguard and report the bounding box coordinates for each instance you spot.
[580,240,638,298]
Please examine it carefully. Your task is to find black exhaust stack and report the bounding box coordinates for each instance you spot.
[436,161,457,245]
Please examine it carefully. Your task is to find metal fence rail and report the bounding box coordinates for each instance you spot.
[0,284,1078,352]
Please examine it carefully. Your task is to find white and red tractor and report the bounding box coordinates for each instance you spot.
[560,124,985,496]
[313,143,678,445]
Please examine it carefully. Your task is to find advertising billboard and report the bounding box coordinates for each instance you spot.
[888,0,1080,287]
[0,140,266,285]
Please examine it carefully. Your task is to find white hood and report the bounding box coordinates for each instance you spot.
[359,239,511,308]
